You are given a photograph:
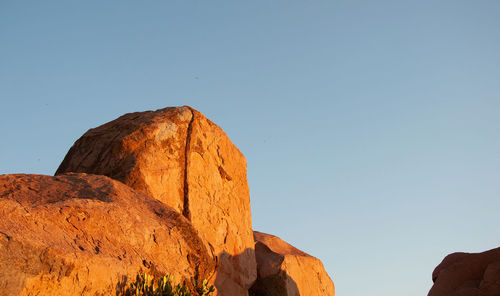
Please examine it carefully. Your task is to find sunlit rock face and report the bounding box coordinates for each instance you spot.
[56,106,256,295]
[428,247,500,296]
[2,106,336,295]
[250,231,335,296]
[0,173,215,296]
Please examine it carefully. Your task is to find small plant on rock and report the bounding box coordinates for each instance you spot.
[124,273,215,296]
[194,279,216,296]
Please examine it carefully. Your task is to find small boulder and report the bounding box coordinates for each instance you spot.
[250,231,335,296]
[429,247,500,296]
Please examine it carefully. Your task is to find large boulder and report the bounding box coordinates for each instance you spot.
[249,231,335,296]
[0,173,215,296]
[56,106,256,295]
[428,247,500,296]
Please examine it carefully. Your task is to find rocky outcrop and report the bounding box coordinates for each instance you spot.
[0,173,215,296]
[250,231,335,296]
[55,106,256,295]
[428,247,500,296]
[0,106,336,295]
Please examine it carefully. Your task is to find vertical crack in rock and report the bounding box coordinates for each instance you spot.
[182,107,195,221]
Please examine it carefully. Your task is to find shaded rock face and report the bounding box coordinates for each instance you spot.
[250,231,335,296]
[429,247,500,296]
[0,173,215,296]
[56,106,256,295]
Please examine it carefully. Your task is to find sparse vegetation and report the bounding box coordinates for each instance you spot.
[123,273,215,296]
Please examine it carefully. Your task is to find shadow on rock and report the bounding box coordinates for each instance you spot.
[114,248,300,296]
[247,242,299,296]
[214,248,260,296]
[213,248,300,296]
[249,272,299,296]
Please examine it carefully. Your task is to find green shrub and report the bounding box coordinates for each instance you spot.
[124,273,215,296]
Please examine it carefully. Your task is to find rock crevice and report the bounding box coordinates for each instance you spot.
[182,106,195,221]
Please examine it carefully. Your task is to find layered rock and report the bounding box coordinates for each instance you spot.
[428,247,500,296]
[0,173,215,296]
[250,231,335,296]
[56,106,256,295]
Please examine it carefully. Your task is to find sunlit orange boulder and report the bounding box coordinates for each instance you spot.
[250,231,335,296]
[428,247,500,296]
[0,173,215,296]
[56,106,256,295]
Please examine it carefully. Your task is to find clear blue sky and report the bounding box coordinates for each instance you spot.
[1,1,500,295]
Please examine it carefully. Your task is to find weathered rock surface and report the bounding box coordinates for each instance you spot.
[0,173,215,296]
[56,106,256,295]
[429,247,500,296]
[250,231,335,296]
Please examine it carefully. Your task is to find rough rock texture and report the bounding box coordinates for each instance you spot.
[250,231,335,296]
[56,106,256,295]
[0,173,215,296]
[428,247,500,296]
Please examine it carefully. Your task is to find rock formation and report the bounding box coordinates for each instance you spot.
[55,106,256,295]
[428,247,500,296]
[0,106,336,295]
[0,173,215,296]
[250,231,335,296]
